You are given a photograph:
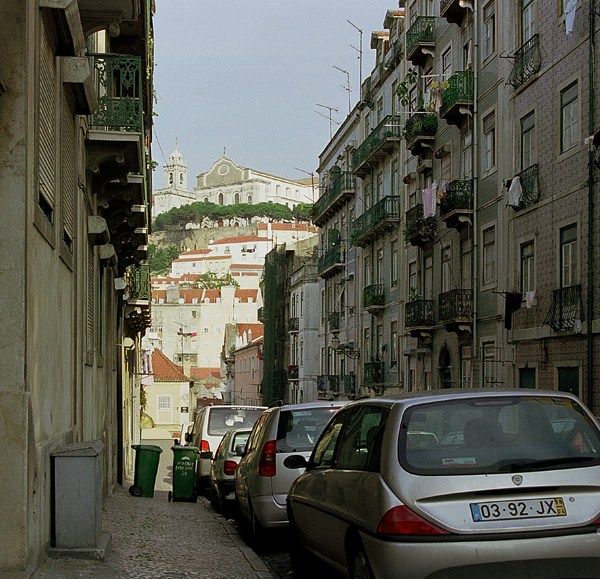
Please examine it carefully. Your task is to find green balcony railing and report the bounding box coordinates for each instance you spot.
[440,179,473,216]
[508,34,541,89]
[318,244,345,274]
[440,71,474,117]
[363,284,385,308]
[91,55,143,131]
[127,263,150,300]
[351,196,400,245]
[404,112,438,152]
[404,204,436,246]
[352,114,402,171]
[405,299,434,328]
[406,16,436,60]
[363,361,384,384]
[312,171,356,221]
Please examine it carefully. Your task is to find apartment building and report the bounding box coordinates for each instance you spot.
[311,0,600,410]
[0,1,154,571]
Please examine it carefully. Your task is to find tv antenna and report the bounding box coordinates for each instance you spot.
[333,65,351,114]
[347,20,363,92]
[315,103,339,139]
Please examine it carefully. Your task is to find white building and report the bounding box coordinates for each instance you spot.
[152,149,315,217]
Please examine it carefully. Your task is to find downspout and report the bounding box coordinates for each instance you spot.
[587,2,595,412]
[471,7,479,387]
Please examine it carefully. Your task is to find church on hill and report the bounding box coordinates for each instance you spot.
[152,146,315,218]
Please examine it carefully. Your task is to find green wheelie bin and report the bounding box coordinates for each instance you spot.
[129,444,163,498]
[168,445,199,502]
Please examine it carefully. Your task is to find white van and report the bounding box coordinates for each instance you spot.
[185,404,265,493]
[178,421,194,446]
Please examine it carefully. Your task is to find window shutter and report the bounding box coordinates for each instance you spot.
[39,22,56,209]
[61,93,76,246]
[87,243,95,355]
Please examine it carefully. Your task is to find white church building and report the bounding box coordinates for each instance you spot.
[152,146,315,217]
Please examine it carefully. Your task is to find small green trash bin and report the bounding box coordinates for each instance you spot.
[129,444,163,498]
[168,445,199,502]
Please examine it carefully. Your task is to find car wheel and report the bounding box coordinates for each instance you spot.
[209,487,220,512]
[249,502,264,548]
[352,546,374,579]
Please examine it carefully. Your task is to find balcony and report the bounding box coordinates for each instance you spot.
[351,196,400,247]
[440,179,473,230]
[288,365,299,381]
[439,71,474,127]
[124,263,151,332]
[342,374,357,397]
[440,0,472,25]
[328,311,340,332]
[511,164,540,211]
[404,112,437,156]
[318,244,345,279]
[404,205,436,248]
[363,284,386,314]
[288,317,299,333]
[257,307,265,322]
[405,299,435,339]
[406,16,436,67]
[544,285,583,331]
[439,289,473,334]
[311,170,356,226]
[363,361,384,385]
[352,115,402,178]
[508,34,541,89]
[317,375,340,395]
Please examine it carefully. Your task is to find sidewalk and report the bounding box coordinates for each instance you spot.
[33,483,274,579]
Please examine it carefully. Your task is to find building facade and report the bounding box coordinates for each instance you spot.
[0,0,153,571]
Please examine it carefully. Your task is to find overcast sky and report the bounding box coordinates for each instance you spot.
[151,0,395,190]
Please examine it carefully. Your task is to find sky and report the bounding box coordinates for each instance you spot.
[151,0,396,190]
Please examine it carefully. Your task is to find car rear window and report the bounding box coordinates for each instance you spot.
[398,396,600,475]
[207,408,264,436]
[276,407,340,452]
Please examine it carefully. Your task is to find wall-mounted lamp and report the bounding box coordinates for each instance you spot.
[331,334,360,359]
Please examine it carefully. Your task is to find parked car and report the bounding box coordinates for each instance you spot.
[234,400,346,543]
[185,404,265,493]
[178,421,193,446]
[286,389,600,579]
[209,427,252,514]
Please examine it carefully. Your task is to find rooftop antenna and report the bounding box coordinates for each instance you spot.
[347,20,363,92]
[333,65,351,114]
[315,103,339,139]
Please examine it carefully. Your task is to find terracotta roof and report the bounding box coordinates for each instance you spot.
[230,264,263,270]
[210,235,270,245]
[235,289,259,300]
[237,323,263,340]
[257,222,317,232]
[179,249,211,256]
[152,349,189,382]
[190,367,221,380]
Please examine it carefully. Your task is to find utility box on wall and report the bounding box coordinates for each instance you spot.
[51,439,111,560]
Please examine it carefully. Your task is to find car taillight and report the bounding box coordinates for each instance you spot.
[377,505,448,535]
[200,440,210,453]
[223,460,238,476]
[258,440,277,477]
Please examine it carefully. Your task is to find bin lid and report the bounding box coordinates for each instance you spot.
[51,439,105,457]
[171,445,199,453]
[131,444,164,453]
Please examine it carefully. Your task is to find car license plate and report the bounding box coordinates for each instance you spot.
[470,497,567,522]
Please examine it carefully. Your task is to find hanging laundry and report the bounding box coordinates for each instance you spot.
[434,85,443,112]
[507,176,523,207]
[422,187,436,218]
[565,0,578,36]
[526,290,537,309]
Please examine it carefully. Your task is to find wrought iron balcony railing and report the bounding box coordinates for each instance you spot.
[544,285,583,331]
[127,263,150,301]
[318,244,345,277]
[439,71,474,125]
[311,171,356,224]
[363,361,384,384]
[90,55,143,132]
[317,375,340,394]
[507,34,541,89]
[404,112,438,155]
[351,196,400,247]
[352,114,402,176]
[406,16,436,65]
[438,289,473,324]
[363,284,385,309]
[513,164,540,210]
[404,204,436,247]
[440,179,473,229]
[405,299,434,328]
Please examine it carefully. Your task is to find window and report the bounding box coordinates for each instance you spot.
[377,171,384,202]
[391,160,398,195]
[376,97,384,125]
[560,224,578,287]
[521,241,535,294]
[441,245,451,293]
[442,47,452,78]
[521,111,536,170]
[482,342,497,386]
[461,130,473,178]
[519,367,536,388]
[461,239,472,289]
[561,81,579,153]
[390,321,398,368]
[461,346,472,388]
[483,112,496,172]
[376,248,384,284]
[521,0,536,44]
[483,2,496,60]
[483,226,496,286]
[391,240,398,287]
[408,261,418,297]
[424,255,433,300]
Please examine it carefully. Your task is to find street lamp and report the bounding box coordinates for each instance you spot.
[331,334,360,359]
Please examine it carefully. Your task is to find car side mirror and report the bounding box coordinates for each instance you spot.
[235,443,246,457]
[184,432,192,443]
[283,454,308,470]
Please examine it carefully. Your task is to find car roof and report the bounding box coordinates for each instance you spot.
[273,400,348,411]
[341,388,583,409]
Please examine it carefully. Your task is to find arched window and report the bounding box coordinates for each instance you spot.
[234,192,240,204]
[168,172,173,185]
[247,195,253,204]
[218,192,224,205]
[203,196,209,203]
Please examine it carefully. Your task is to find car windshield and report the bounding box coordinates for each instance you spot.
[277,407,340,452]
[207,408,264,436]
[399,396,600,475]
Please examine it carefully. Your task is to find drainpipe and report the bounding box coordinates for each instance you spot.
[587,2,595,412]
[471,7,479,387]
